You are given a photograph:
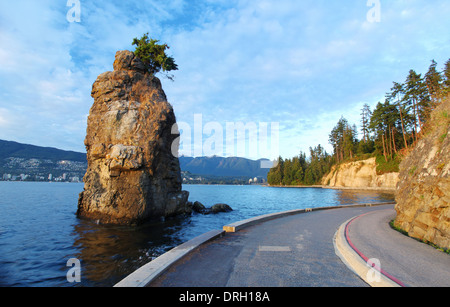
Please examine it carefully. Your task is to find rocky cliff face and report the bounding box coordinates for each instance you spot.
[395,98,450,250]
[77,50,190,225]
[321,157,399,190]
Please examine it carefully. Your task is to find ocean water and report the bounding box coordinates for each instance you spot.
[0,181,394,287]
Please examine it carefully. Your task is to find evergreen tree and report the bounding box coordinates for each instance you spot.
[425,60,443,103]
[443,59,450,94]
[369,100,402,161]
[402,70,430,137]
[132,33,178,80]
[282,159,294,185]
[360,104,372,143]
[267,149,332,186]
[268,57,449,186]
[387,82,409,149]
[267,157,284,185]
[329,117,358,162]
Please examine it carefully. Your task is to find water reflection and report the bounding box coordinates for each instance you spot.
[64,186,395,287]
[70,216,191,287]
[334,189,395,206]
[0,182,396,287]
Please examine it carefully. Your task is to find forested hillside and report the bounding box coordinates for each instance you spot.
[0,140,86,162]
[268,58,450,186]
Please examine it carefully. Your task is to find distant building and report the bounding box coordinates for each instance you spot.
[250,176,265,184]
[20,174,29,180]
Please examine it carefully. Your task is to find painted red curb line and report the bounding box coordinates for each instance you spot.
[344,213,406,287]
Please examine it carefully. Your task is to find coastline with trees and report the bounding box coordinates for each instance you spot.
[267,58,450,187]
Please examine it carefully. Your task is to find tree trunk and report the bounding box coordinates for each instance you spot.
[392,127,397,154]
[382,134,388,162]
[398,102,408,149]
[413,98,418,142]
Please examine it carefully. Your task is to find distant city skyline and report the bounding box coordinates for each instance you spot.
[0,0,449,160]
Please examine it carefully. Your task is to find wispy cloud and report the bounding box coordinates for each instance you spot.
[0,0,449,159]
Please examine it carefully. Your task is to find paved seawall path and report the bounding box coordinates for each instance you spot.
[116,204,450,287]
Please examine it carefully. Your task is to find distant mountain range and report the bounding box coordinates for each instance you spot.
[0,139,86,162]
[0,139,270,179]
[179,156,270,178]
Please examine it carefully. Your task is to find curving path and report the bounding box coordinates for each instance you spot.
[117,204,450,287]
[343,208,450,287]
[147,205,383,287]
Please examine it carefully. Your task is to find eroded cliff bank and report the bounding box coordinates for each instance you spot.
[77,50,190,225]
[321,157,399,190]
[394,97,450,250]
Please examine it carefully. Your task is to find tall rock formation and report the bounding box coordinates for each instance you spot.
[395,97,450,250]
[77,50,190,225]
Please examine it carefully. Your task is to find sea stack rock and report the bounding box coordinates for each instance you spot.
[77,50,190,225]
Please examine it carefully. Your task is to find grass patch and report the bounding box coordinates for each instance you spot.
[389,220,450,255]
[376,154,401,174]
[409,166,417,176]
[439,131,448,143]
[389,220,409,236]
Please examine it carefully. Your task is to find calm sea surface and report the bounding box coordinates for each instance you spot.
[0,181,394,287]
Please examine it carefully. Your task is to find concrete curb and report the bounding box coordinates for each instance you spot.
[223,202,396,233]
[115,202,396,287]
[333,215,403,287]
[114,229,225,287]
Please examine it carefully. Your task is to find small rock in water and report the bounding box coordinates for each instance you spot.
[190,201,233,214]
[211,203,233,213]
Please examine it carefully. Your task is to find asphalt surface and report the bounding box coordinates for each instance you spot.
[146,204,450,287]
[149,204,450,287]
[347,208,450,287]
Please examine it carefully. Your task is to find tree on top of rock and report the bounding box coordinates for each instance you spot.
[132,33,178,80]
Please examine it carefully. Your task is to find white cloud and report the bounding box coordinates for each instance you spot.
[0,0,449,158]
[0,108,11,128]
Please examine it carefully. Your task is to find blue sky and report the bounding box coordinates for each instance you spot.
[0,0,449,160]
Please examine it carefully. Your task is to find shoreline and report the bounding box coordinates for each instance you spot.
[266,184,396,192]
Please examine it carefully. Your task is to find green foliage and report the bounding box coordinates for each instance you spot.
[375,154,400,174]
[425,60,444,101]
[389,220,409,236]
[357,139,374,156]
[390,220,450,255]
[132,33,178,79]
[267,57,450,185]
[440,131,448,143]
[329,117,358,163]
[360,104,372,142]
[444,59,450,94]
[267,146,333,186]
